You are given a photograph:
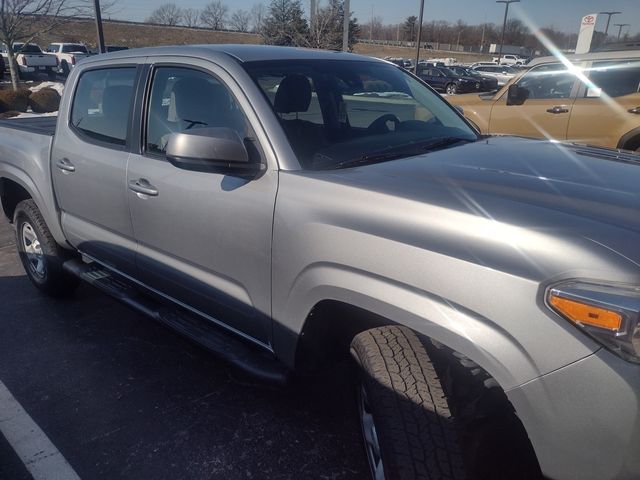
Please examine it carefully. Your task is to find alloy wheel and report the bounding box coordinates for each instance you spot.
[21,222,46,279]
[358,384,385,480]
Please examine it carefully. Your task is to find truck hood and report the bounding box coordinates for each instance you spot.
[318,136,640,269]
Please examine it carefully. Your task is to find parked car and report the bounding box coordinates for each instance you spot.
[471,64,520,86]
[448,50,640,152]
[46,43,89,75]
[469,61,499,68]
[0,43,58,79]
[385,57,413,70]
[447,65,499,92]
[416,65,483,94]
[493,54,527,65]
[1,45,639,480]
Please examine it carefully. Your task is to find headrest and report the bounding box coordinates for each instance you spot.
[274,74,312,114]
[170,77,230,122]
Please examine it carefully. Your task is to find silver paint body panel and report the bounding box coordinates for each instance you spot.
[0,45,638,479]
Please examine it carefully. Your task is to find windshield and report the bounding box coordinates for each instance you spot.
[244,59,478,170]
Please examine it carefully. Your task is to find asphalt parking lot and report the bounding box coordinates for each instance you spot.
[0,217,368,480]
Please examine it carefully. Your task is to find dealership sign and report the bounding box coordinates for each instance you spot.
[576,13,598,54]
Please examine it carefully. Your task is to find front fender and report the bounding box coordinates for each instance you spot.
[272,261,595,391]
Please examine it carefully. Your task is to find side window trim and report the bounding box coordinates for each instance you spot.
[68,64,142,152]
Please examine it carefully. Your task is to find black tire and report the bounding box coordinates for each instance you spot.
[60,60,70,76]
[14,199,79,297]
[351,326,467,480]
[445,83,457,95]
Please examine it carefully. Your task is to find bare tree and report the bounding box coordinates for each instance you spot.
[0,0,84,90]
[229,9,250,32]
[200,0,227,30]
[250,3,266,34]
[181,8,200,28]
[308,0,340,49]
[146,3,182,26]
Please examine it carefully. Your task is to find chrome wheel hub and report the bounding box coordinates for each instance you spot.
[358,384,385,480]
[21,222,45,279]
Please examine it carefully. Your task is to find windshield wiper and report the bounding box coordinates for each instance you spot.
[325,137,475,170]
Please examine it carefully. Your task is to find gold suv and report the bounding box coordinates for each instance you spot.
[448,50,640,152]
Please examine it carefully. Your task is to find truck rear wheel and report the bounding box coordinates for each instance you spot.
[351,326,467,480]
[14,199,79,297]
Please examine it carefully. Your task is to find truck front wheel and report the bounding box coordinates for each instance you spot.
[351,326,467,480]
[14,199,79,297]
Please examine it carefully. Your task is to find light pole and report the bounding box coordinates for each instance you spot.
[342,0,350,51]
[599,11,621,37]
[614,23,630,40]
[93,0,105,54]
[496,0,520,65]
[414,0,425,73]
[310,0,317,31]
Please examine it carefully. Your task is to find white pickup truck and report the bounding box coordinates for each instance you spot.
[0,43,58,79]
[45,43,90,75]
[492,54,526,65]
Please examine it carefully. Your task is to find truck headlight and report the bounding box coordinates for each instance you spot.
[547,281,640,363]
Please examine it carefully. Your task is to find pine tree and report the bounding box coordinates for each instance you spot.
[261,0,309,46]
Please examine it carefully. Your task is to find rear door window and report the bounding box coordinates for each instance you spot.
[586,60,640,98]
[70,67,137,146]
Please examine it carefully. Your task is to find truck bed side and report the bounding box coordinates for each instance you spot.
[0,116,67,245]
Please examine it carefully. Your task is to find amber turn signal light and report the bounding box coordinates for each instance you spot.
[549,294,622,331]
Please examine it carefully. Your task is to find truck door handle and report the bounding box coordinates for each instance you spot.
[628,107,640,115]
[546,106,569,114]
[128,178,158,197]
[55,158,75,173]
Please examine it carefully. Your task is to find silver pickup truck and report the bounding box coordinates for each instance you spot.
[0,45,639,480]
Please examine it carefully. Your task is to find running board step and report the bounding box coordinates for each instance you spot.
[63,259,289,384]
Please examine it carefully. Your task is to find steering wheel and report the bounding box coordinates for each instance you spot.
[367,114,401,134]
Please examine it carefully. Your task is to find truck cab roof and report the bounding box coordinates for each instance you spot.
[83,44,383,65]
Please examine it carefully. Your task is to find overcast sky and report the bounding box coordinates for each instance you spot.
[113,0,640,36]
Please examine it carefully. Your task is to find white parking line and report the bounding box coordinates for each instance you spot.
[0,380,81,480]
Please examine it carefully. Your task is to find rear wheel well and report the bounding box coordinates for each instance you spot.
[0,178,32,222]
[296,300,542,477]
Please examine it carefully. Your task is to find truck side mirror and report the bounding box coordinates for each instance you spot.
[165,127,264,177]
[507,84,529,106]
